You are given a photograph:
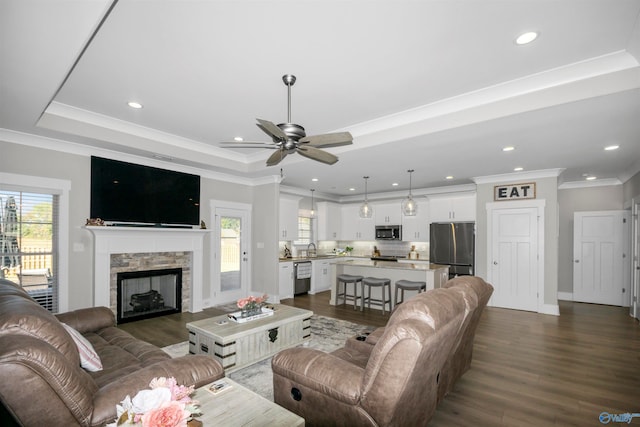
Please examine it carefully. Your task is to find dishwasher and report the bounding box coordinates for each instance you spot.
[293,261,312,295]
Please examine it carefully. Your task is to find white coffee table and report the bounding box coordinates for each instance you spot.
[194,378,304,426]
[186,304,313,372]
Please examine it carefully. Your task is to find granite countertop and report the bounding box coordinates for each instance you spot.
[335,259,449,271]
[279,255,368,262]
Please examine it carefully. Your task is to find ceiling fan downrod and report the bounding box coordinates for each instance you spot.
[282,74,296,124]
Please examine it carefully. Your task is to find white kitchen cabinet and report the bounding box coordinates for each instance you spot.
[278,262,294,299]
[374,202,402,225]
[402,207,429,242]
[311,259,335,293]
[428,194,476,222]
[279,195,301,240]
[341,205,374,241]
[316,201,342,240]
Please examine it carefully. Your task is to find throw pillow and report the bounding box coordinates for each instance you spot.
[61,322,103,372]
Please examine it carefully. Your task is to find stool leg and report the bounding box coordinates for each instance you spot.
[394,285,399,308]
[360,281,364,311]
[351,282,358,311]
[385,284,390,314]
[381,285,385,315]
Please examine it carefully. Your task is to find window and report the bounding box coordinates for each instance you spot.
[1,190,58,312]
[295,216,312,245]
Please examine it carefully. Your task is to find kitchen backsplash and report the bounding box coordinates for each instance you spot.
[279,240,429,259]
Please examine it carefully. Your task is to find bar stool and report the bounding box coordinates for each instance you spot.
[362,277,392,314]
[394,279,427,306]
[335,274,364,310]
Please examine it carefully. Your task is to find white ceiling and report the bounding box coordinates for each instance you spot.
[2,0,640,199]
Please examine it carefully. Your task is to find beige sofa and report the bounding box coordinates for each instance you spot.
[0,278,224,426]
[271,276,493,426]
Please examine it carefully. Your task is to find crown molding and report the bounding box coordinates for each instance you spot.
[558,178,622,190]
[472,169,564,185]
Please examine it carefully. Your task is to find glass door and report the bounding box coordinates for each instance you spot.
[213,204,251,304]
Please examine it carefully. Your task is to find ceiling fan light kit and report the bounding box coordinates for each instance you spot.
[222,75,353,166]
[402,169,418,216]
[359,176,373,219]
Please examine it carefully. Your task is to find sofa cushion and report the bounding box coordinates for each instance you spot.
[83,327,171,387]
[62,322,103,372]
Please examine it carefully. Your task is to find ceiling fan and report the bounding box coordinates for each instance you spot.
[221,75,353,166]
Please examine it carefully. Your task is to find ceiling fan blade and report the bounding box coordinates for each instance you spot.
[297,146,339,165]
[266,149,287,166]
[220,141,279,148]
[299,132,353,148]
[256,118,287,141]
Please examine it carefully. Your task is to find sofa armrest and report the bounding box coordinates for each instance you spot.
[92,355,224,426]
[272,347,364,405]
[56,307,115,334]
[0,336,97,426]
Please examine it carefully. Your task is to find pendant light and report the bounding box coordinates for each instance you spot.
[309,189,315,218]
[402,169,418,216]
[359,176,373,218]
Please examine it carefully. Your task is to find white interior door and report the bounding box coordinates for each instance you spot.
[212,202,251,305]
[488,205,540,312]
[573,211,626,306]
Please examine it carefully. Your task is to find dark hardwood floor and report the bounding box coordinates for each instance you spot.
[119,291,640,426]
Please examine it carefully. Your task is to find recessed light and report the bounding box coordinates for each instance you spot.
[234,136,244,142]
[445,176,454,180]
[604,145,619,151]
[514,167,523,172]
[349,187,355,191]
[392,183,399,186]
[127,101,143,109]
[312,178,318,182]
[586,176,597,181]
[502,146,515,152]
[516,31,538,45]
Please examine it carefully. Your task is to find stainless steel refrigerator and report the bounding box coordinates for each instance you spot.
[429,222,475,278]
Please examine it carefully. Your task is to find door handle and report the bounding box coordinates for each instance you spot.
[493,261,498,265]
[574,260,580,263]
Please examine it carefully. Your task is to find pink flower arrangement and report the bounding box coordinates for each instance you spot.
[237,294,268,310]
[107,377,199,427]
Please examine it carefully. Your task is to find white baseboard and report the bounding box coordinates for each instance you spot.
[539,303,560,316]
[557,292,573,301]
[309,286,331,295]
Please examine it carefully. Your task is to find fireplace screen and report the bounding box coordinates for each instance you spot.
[117,268,182,323]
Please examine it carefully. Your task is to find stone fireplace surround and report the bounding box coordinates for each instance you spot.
[85,226,209,314]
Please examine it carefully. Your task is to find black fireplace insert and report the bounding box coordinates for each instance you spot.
[116,268,182,323]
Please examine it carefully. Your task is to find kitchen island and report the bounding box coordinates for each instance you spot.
[330,259,450,310]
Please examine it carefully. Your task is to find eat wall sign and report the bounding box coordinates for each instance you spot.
[494,182,536,201]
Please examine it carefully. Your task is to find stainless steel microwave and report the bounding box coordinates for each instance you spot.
[375,225,402,240]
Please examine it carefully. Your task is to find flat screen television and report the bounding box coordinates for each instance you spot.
[90,156,200,227]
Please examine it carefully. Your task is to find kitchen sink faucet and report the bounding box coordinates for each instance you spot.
[307,242,317,257]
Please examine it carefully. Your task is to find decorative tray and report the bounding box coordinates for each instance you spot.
[227,307,274,323]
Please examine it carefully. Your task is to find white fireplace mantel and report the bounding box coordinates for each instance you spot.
[84,226,210,312]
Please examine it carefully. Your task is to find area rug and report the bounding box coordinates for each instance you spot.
[162,315,373,401]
